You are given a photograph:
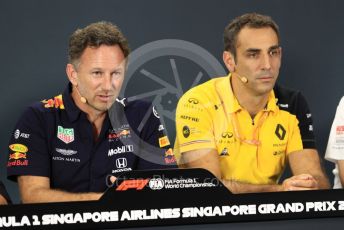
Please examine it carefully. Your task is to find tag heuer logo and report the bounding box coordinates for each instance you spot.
[57,126,74,144]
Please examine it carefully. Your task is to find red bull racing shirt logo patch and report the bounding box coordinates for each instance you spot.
[108,128,131,141]
[57,126,74,144]
[164,148,176,164]
[8,143,29,167]
[42,94,65,109]
[8,144,28,160]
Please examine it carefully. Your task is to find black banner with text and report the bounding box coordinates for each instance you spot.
[1,168,344,229]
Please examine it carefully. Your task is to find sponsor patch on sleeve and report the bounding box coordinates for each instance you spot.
[159,136,170,148]
[42,94,64,109]
[8,143,29,167]
[164,148,176,164]
[336,125,344,135]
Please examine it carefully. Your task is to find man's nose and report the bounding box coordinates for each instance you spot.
[260,53,272,70]
[102,74,112,91]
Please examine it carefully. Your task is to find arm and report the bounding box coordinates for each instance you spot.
[181,149,283,193]
[288,149,330,190]
[135,104,176,169]
[181,148,330,193]
[18,176,102,203]
[0,196,7,205]
[338,160,344,187]
[0,181,11,205]
[324,96,344,188]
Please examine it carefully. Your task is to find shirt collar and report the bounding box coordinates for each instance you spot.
[62,83,126,125]
[265,90,279,113]
[215,73,278,114]
[62,83,83,123]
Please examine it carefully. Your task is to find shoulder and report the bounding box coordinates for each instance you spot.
[119,98,161,123]
[183,77,224,95]
[178,77,225,106]
[23,96,61,116]
[333,96,344,120]
[120,98,152,115]
[273,84,309,114]
[337,96,344,110]
[28,94,65,113]
[274,84,304,104]
[16,94,65,128]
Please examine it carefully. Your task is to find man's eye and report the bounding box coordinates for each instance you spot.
[248,53,259,58]
[112,71,123,79]
[269,49,280,57]
[92,71,102,77]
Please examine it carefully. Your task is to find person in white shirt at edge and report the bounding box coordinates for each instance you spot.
[325,96,344,188]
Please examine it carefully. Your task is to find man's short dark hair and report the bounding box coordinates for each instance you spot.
[223,13,280,60]
[68,21,130,67]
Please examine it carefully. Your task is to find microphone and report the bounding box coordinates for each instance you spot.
[234,72,248,83]
[239,76,248,83]
[75,86,87,104]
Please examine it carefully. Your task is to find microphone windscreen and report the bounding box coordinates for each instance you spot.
[80,96,87,104]
[241,77,248,83]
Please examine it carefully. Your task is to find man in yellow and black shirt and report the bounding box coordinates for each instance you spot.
[175,13,329,193]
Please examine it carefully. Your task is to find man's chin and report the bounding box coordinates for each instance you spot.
[255,85,275,96]
[90,102,115,113]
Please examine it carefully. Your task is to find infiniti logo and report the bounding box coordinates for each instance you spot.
[188,98,199,104]
[221,132,233,138]
[116,158,128,168]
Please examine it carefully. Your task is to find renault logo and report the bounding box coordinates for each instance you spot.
[275,124,286,140]
[116,158,128,168]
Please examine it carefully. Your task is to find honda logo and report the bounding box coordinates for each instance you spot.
[116,158,127,168]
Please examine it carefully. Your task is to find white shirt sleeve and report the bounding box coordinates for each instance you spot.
[325,96,344,162]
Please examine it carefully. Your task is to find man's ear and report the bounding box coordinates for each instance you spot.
[66,63,78,86]
[223,51,236,72]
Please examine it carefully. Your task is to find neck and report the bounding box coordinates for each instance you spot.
[231,73,269,117]
[71,88,106,138]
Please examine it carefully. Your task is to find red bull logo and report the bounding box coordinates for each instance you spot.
[7,160,28,167]
[108,129,131,140]
[165,157,176,164]
[165,148,174,157]
[164,148,176,164]
[8,144,29,166]
[9,152,27,160]
[9,144,28,153]
[42,94,65,109]
[119,130,130,136]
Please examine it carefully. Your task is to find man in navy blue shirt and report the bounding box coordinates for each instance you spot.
[0,180,11,204]
[7,21,176,203]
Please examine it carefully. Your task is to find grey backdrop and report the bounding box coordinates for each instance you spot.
[1,0,343,205]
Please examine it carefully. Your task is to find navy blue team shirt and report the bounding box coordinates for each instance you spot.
[7,84,176,192]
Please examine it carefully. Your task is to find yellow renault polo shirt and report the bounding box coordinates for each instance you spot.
[174,74,316,185]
